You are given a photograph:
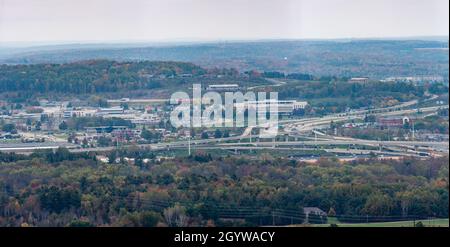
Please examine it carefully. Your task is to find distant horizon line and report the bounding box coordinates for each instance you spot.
[1,35,448,48]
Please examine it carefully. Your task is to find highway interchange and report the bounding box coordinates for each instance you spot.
[1,97,449,159]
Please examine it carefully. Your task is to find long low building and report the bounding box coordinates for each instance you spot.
[236,100,308,115]
[97,107,125,116]
[64,108,97,118]
[207,84,240,91]
[107,98,168,107]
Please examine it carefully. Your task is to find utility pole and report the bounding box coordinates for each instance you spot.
[272,211,275,226]
[188,136,191,156]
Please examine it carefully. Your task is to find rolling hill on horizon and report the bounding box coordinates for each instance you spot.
[1,39,448,79]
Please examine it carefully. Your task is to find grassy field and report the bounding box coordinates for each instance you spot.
[314,218,449,227]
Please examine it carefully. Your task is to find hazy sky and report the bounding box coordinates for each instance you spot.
[0,0,448,43]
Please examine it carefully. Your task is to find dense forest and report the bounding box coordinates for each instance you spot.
[276,80,449,113]
[0,150,448,226]
[0,60,207,94]
[0,60,274,103]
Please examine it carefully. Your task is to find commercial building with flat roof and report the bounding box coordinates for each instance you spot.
[207,84,240,91]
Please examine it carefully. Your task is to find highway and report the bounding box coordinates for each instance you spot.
[215,140,448,148]
[0,142,76,151]
[192,146,429,158]
[281,105,448,133]
[63,135,448,155]
[241,104,448,138]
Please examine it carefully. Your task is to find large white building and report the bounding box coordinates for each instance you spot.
[63,108,97,118]
[129,114,161,125]
[349,77,369,84]
[96,107,125,116]
[207,84,240,91]
[236,100,308,115]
